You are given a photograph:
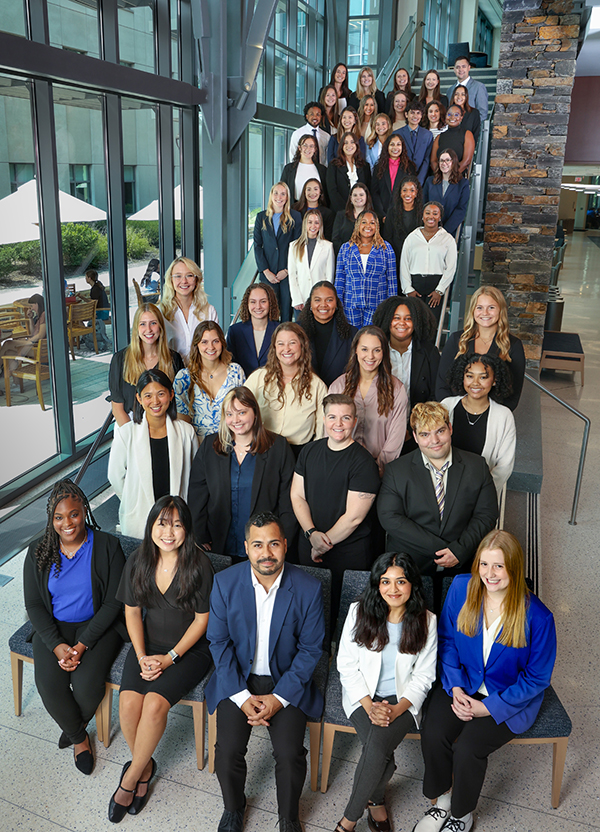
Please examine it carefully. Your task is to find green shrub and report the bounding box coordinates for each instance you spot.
[0,244,16,278]
[61,223,104,273]
[126,226,152,260]
[128,220,159,247]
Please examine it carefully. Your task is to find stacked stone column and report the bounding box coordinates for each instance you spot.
[481,0,581,365]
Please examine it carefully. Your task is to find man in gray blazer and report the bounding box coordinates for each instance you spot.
[447,55,489,123]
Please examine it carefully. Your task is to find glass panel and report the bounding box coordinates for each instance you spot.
[0,0,26,37]
[349,0,380,14]
[274,1,287,45]
[297,9,307,54]
[171,0,179,80]
[53,86,111,443]
[274,49,287,110]
[247,124,264,245]
[295,61,306,114]
[173,108,182,257]
[273,127,287,186]
[0,76,57,487]
[256,60,264,105]
[118,0,156,74]
[348,18,379,67]
[48,0,100,58]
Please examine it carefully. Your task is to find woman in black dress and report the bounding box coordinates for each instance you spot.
[109,495,213,822]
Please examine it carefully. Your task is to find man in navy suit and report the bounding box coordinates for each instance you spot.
[398,102,434,185]
[206,511,325,832]
[447,56,489,123]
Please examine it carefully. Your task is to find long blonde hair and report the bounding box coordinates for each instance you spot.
[349,210,386,250]
[458,286,512,362]
[187,321,231,403]
[367,113,392,149]
[357,94,378,144]
[123,303,174,385]
[160,257,210,322]
[457,530,529,649]
[264,182,295,234]
[291,209,324,263]
[355,66,378,98]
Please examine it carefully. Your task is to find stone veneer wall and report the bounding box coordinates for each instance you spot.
[481,0,581,366]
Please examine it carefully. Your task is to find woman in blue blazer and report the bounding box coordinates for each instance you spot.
[413,530,556,832]
[226,283,279,377]
[253,182,302,322]
[423,148,470,239]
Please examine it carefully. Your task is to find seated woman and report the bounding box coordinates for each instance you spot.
[140,257,160,301]
[400,202,458,325]
[280,134,328,204]
[327,106,367,165]
[431,105,475,178]
[347,65,386,115]
[413,530,556,832]
[319,83,340,134]
[187,386,296,559]
[109,303,184,427]
[160,257,218,363]
[450,84,481,143]
[245,322,327,458]
[83,270,110,320]
[332,182,374,258]
[288,209,335,316]
[329,326,408,474]
[225,283,279,378]
[23,480,125,774]
[293,177,335,240]
[436,285,526,411]
[108,369,198,539]
[109,496,213,822]
[335,211,397,328]
[335,552,437,832]
[385,67,414,107]
[383,175,423,286]
[326,132,371,214]
[442,353,516,498]
[173,321,245,440]
[418,69,449,110]
[424,100,447,141]
[366,113,393,171]
[357,94,378,142]
[0,293,46,380]
[372,134,416,219]
[389,91,408,133]
[298,281,357,386]
[423,148,470,239]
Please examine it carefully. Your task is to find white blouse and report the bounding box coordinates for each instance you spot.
[165,303,219,362]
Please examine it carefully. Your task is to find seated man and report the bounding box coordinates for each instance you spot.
[291,393,381,622]
[206,511,325,832]
[377,401,498,580]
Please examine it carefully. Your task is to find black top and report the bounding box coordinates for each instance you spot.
[326,162,372,214]
[313,318,335,377]
[108,348,184,414]
[460,108,480,143]
[117,550,213,654]
[348,89,387,115]
[451,399,489,457]
[384,204,420,277]
[296,439,380,546]
[150,436,170,502]
[298,204,335,241]
[437,125,469,161]
[332,212,356,258]
[90,281,109,310]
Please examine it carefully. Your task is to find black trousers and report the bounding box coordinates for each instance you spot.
[411,275,444,325]
[32,620,122,744]
[260,274,292,322]
[215,675,308,820]
[421,683,515,817]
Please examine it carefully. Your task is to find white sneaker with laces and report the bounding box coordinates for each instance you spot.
[442,813,473,832]
[412,805,450,832]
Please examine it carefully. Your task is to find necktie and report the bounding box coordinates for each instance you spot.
[430,461,450,519]
[312,128,318,141]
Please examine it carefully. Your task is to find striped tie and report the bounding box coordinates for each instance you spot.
[430,461,450,519]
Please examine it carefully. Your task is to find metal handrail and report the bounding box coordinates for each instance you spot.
[525,373,590,525]
[73,410,114,487]
[376,15,424,90]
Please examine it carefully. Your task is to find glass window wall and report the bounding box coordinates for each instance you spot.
[118,0,156,73]
[48,0,100,58]
[0,0,26,37]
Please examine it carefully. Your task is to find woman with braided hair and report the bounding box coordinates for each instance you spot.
[23,480,126,774]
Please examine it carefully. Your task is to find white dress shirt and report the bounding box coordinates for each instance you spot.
[390,341,412,405]
[289,124,331,166]
[421,448,453,495]
[478,615,503,695]
[400,227,457,296]
[165,303,219,362]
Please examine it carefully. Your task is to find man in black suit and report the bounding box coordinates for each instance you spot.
[377,401,498,580]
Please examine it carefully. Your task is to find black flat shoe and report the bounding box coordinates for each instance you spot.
[58,731,73,749]
[108,761,135,823]
[128,757,157,815]
[74,732,94,775]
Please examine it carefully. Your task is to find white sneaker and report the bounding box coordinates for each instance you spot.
[412,805,450,832]
[442,813,473,832]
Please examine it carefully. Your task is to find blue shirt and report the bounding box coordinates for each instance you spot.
[375,620,403,698]
[273,212,282,235]
[225,451,257,558]
[47,529,95,623]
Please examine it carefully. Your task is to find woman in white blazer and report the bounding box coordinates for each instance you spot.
[442,352,516,499]
[108,369,198,539]
[335,552,437,832]
[288,209,335,315]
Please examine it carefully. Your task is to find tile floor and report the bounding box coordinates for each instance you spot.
[1,232,599,831]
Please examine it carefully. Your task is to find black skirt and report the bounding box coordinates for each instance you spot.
[119,640,212,706]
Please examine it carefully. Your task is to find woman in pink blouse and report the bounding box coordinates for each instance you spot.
[329,325,408,475]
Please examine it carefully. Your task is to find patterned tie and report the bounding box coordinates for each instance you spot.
[430,461,450,519]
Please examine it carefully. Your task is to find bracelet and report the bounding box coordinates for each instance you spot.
[137,654,147,664]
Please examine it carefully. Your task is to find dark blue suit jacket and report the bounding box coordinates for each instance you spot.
[439,575,556,733]
[226,318,278,378]
[423,177,470,238]
[206,561,325,720]
[253,210,302,275]
[397,125,434,185]
[307,323,358,387]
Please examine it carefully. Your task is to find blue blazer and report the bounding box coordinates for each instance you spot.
[439,575,557,734]
[226,318,278,377]
[397,125,434,185]
[335,241,397,327]
[206,561,325,720]
[253,210,302,275]
[423,177,470,238]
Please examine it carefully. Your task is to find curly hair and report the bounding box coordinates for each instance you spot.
[160,257,209,322]
[349,210,386,250]
[446,352,513,403]
[343,326,395,417]
[298,281,354,341]
[353,552,429,654]
[459,286,512,362]
[389,174,423,238]
[238,283,280,323]
[432,147,461,185]
[263,323,315,406]
[374,134,415,179]
[372,294,437,344]
[333,131,368,168]
[187,321,232,403]
[292,134,319,165]
[34,480,100,575]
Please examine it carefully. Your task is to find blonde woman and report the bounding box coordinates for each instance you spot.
[173,321,245,440]
[160,257,218,363]
[348,66,386,114]
[357,94,377,142]
[245,322,327,458]
[253,181,302,322]
[288,210,335,314]
[366,113,393,171]
[109,303,184,427]
[436,285,525,410]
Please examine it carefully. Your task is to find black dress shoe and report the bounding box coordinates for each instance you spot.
[217,799,246,832]
[278,818,303,832]
[367,803,391,832]
[58,731,73,749]
[108,761,135,823]
[74,732,94,775]
[128,757,157,815]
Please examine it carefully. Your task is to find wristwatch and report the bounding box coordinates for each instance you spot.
[168,649,180,664]
[304,527,318,541]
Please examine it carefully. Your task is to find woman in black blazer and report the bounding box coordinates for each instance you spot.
[187,386,297,560]
[371,134,417,219]
[326,132,371,214]
[253,182,302,322]
[280,134,329,204]
[226,283,280,377]
[298,280,358,386]
[332,182,374,258]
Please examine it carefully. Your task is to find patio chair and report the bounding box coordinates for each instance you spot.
[3,338,50,410]
[67,299,98,359]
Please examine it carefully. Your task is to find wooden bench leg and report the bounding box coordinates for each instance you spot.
[551,737,569,808]
[191,701,206,770]
[308,720,322,792]
[10,652,24,716]
[208,711,217,773]
[320,723,336,793]
[98,686,114,749]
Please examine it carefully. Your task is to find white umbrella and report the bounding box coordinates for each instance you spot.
[128,184,203,221]
[0,179,107,245]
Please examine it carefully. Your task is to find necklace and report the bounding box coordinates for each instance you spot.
[466,409,486,426]
[60,532,87,559]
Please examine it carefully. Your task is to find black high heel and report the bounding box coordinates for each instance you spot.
[128,757,157,815]
[108,761,136,823]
